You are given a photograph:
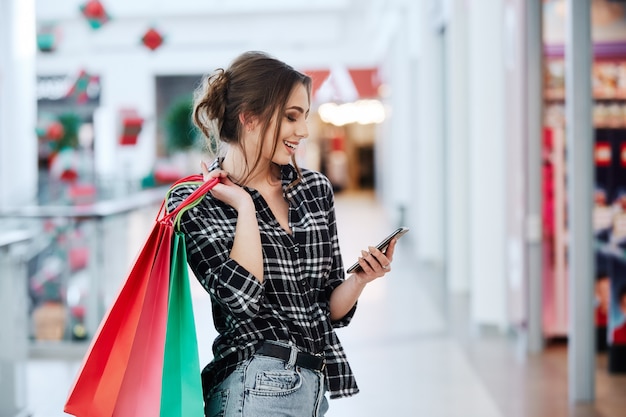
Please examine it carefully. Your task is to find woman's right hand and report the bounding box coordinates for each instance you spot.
[201,162,253,212]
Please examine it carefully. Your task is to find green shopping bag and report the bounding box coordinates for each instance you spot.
[160,230,204,417]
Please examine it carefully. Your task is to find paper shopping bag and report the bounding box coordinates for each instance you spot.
[111,224,173,416]
[64,224,165,417]
[160,231,204,417]
[64,175,218,417]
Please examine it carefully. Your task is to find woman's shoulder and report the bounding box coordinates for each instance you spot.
[298,168,335,205]
[300,168,332,189]
[165,180,204,213]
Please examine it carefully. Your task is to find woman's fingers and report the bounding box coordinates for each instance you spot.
[359,250,375,273]
[384,238,397,262]
[359,251,376,271]
[199,165,253,211]
[367,245,392,271]
[201,161,211,181]
[201,162,230,183]
[357,246,392,276]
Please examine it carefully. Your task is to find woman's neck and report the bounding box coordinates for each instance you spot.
[222,148,280,189]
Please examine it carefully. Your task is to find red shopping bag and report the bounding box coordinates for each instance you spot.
[64,175,217,417]
[63,225,163,416]
[111,224,172,416]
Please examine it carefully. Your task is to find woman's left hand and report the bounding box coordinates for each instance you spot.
[330,238,397,321]
[353,238,397,284]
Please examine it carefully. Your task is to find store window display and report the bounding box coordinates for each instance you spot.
[543,0,626,372]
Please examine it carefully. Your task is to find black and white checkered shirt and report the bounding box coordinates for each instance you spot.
[167,159,359,399]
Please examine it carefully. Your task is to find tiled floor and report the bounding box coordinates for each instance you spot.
[22,190,626,417]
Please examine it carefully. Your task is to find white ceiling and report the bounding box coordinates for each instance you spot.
[35,0,409,69]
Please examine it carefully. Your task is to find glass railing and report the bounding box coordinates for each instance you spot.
[0,185,170,352]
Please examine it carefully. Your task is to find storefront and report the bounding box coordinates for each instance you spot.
[542,0,626,373]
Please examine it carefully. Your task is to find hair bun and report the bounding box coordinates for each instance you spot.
[192,68,228,147]
[205,68,228,121]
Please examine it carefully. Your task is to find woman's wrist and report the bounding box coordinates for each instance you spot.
[351,273,368,289]
[235,196,255,214]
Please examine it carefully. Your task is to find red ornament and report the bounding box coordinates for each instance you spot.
[80,0,110,29]
[83,0,105,19]
[46,121,65,141]
[60,169,79,182]
[142,28,164,51]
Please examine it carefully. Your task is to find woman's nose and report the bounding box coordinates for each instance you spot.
[297,121,309,138]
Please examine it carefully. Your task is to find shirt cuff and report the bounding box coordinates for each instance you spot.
[215,258,265,320]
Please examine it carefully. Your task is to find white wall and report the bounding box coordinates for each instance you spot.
[503,0,528,327]
[413,0,445,265]
[467,0,508,328]
[378,5,417,230]
[445,0,470,293]
[0,0,38,209]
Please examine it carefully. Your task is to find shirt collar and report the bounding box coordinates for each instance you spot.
[280,163,298,184]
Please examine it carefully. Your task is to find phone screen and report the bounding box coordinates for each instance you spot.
[346,227,409,274]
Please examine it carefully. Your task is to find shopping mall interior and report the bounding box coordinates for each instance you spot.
[2,0,626,416]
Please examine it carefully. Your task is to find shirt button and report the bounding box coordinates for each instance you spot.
[293,246,300,253]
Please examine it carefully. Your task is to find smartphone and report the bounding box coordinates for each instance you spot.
[346,227,409,274]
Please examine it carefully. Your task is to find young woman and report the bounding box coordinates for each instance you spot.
[167,51,396,417]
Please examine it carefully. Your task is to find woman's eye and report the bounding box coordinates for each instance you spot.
[286,114,297,122]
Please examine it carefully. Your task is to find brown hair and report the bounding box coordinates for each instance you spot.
[193,51,312,186]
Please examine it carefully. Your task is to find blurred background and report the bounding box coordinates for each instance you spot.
[2,0,626,416]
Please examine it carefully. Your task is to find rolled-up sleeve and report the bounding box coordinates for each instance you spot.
[213,258,265,319]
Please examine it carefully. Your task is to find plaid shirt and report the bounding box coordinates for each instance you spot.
[167,159,359,399]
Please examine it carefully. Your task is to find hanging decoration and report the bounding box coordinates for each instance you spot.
[44,113,82,183]
[49,148,80,182]
[36,116,66,142]
[46,121,66,141]
[66,70,98,104]
[80,0,111,30]
[37,23,60,53]
[118,109,144,146]
[141,27,165,51]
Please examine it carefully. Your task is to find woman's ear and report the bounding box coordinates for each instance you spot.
[239,113,256,133]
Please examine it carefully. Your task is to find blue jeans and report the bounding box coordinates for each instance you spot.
[204,342,329,417]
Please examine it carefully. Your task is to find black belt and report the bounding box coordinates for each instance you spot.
[256,342,325,372]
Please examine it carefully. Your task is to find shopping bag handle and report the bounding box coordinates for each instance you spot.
[156,175,201,220]
[159,174,204,217]
[159,175,220,229]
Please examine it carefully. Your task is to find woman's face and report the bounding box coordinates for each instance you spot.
[261,83,310,166]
